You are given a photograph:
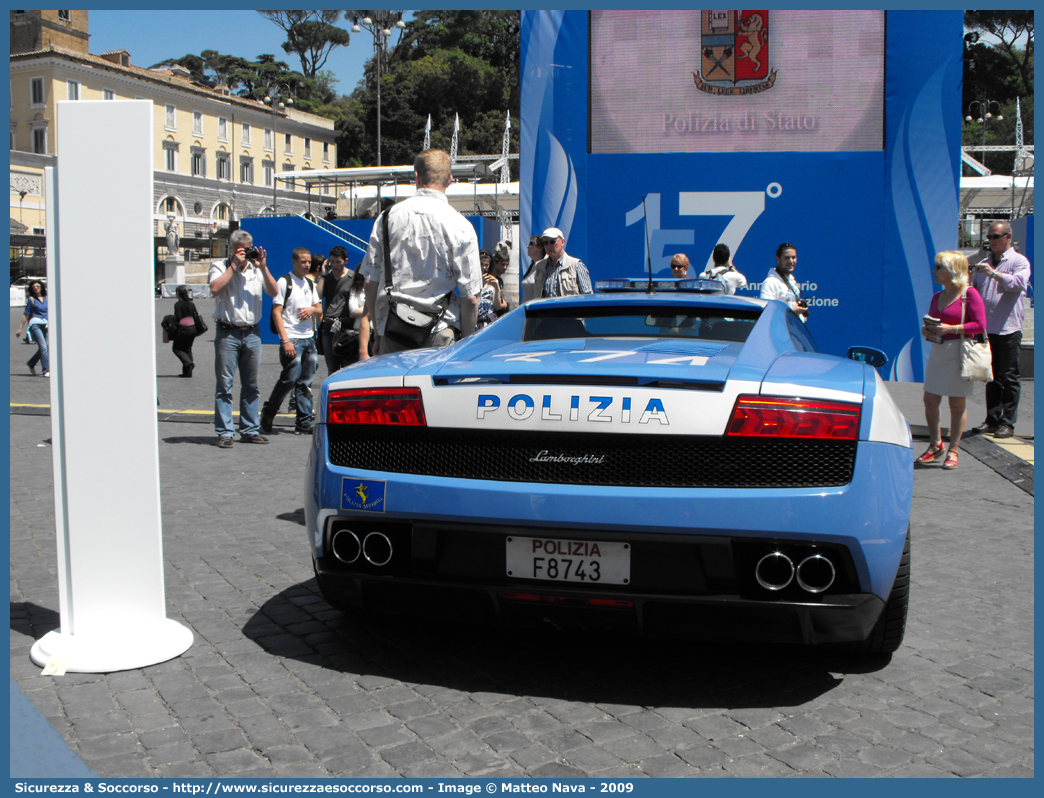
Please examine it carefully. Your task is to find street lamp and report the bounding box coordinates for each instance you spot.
[264,83,295,212]
[965,99,1004,167]
[348,10,406,167]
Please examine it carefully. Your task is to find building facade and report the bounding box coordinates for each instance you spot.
[10,10,340,267]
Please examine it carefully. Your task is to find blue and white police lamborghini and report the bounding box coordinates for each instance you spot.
[305,280,913,654]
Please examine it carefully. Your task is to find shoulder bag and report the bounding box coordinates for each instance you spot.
[958,291,992,382]
[379,209,451,348]
[193,309,209,336]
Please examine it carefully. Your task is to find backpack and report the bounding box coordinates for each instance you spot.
[269,275,294,335]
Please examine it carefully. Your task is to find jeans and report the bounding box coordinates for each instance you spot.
[263,336,318,426]
[27,324,49,373]
[214,325,262,438]
[985,330,1022,427]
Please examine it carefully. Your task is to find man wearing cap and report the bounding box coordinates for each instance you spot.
[521,227,593,303]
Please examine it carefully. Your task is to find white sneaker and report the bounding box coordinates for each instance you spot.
[43,371,49,378]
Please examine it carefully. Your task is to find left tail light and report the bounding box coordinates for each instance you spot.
[327,387,427,426]
[727,395,860,440]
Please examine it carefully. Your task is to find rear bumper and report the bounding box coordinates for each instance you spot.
[305,430,912,602]
[313,565,885,644]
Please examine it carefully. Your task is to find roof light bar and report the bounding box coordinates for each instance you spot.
[595,278,725,294]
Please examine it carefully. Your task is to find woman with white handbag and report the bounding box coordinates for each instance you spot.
[918,251,989,470]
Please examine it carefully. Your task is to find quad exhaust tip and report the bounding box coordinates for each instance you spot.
[331,529,361,564]
[796,554,836,593]
[363,532,393,566]
[755,552,794,591]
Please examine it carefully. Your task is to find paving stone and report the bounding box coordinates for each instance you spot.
[721,752,796,778]
[926,747,993,777]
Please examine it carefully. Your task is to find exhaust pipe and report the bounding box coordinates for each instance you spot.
[362,532,393,566]
[755,552,794,591]
[796,554,835,593]
[331,529,361,564]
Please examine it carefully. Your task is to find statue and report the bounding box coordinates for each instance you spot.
[164,214,180,257]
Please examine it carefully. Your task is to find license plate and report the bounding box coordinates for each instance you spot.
[505,536,630,585]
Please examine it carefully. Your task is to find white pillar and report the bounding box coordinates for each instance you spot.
[30,101,193,673]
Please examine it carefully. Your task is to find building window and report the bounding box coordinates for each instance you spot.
[216,153,231,181]
[165,105,176,130]
[102,88,115,100]
[163,197,178,215]
[11,126,16,151]
[241,122,251,146]
[215,203,229,221]
[284,132,292,155]
[264,128,273,151]
[240,159,254,184]
[66,80,80,101]
[282,163,294,189]
[191,149,205,177]
[263,162,274,187]
[304,137,311,158]
[163,140,178,172]
[58,11,71,22]
[218,117,228,141]
[32,126,47,154]
[323,142,330,163]
[192,111,203,136]
[30,77,45,106]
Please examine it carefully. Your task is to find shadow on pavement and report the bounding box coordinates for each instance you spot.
[160,435,221,446]
[241,582,895,710]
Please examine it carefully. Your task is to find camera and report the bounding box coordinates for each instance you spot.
[796,298,808,309]
[243,246,260,260]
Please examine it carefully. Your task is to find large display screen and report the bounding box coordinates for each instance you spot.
[590,10,885,154]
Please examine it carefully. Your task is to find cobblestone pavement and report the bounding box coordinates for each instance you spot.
[8,301,1035,778]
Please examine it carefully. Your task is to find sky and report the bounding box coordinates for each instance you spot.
[88,10,416,100]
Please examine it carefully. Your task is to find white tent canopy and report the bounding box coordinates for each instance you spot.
[276,163,518,219]
[960,175,1034,216]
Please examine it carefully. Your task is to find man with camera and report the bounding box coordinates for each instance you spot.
[760,242,809,319]
[358,148,481,358]
[208,229,279,448]
[970,221,1031,439]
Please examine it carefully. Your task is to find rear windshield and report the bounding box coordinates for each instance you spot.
[524,306,761,342]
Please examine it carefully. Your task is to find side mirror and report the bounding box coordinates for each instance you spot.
[847,346,888,368]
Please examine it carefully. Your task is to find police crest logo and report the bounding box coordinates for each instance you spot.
[341,478,386,512]
[693,10,777,96]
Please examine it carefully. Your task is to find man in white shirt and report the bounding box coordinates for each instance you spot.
[760,242,808,319]
[260,247,322,435]
[209,229,279,448]
[358,148,481,358]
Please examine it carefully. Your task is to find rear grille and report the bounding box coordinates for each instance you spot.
[327,426,856,488]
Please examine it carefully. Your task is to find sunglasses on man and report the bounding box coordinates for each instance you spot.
[986,233,1009,240]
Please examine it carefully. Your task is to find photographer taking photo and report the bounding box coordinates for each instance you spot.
[208,229,279,448]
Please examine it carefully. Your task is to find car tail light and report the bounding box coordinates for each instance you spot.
[327,387,426,426]
[727,395,860,440]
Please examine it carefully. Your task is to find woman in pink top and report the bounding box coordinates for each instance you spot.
[917,251,987,470]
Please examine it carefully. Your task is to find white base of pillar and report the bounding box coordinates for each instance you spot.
[30,619,193,674]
